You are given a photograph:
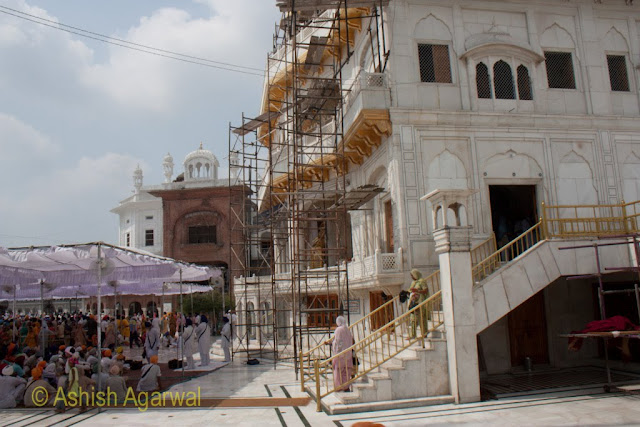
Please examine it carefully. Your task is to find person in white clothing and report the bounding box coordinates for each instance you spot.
[195,315,211,367]
[181,318,196,370]
[220,317,231,362]
[227,310,238,341]
[144,318,161,361]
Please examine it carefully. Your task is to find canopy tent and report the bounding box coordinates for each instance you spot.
[0,281,216,301]
[0,242,222,387]
[0,243,217,286]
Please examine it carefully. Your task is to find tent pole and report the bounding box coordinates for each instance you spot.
[40,279,45,353]
[114,282,118,348]
[190,284,194,315]
[13,285,17,344]
[180,269,184,378]
[97,243,103,395]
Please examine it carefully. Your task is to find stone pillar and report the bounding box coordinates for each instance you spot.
[422,189,481,404]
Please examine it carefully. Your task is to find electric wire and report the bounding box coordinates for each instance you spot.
[0,5,265,77]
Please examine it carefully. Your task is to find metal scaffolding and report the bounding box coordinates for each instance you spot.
[229,1,388,365]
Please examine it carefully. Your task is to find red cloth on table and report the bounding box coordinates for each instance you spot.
[568,315,639,352]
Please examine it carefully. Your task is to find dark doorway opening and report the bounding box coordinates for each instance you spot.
[489,185,538,247]
[508,290,549,367]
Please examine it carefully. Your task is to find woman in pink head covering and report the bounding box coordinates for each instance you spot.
[331,316,354,392]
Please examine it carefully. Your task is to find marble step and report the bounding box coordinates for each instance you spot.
[321,392,455,415]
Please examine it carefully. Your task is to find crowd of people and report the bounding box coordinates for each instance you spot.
[0,309,229,410]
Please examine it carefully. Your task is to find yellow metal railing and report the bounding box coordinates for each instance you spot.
[471,233,497,266]
[472,221,543,283]
[304,290,444,411]
[542,199,640,238]
[300,235,492,366]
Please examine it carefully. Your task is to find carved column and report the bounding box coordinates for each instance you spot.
[422,189,481,404]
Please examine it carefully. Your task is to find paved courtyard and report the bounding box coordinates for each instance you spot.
[1,356,640,426]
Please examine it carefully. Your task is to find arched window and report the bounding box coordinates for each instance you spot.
[517,65,533,100]
[493,60,515,99]
[476,63,492,99]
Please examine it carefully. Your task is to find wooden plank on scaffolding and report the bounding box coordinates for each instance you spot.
[232,111,280,136]
[276,0,389,12]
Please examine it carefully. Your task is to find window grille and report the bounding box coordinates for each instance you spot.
[145,229,154,247]
[476,63,492,99]
[545,52,576,89]
[125,233,130,247]
[188,225,217,244]
[517,65,533,100]
[418,44,452,83]
[493,61,515,99]
[607,55,630,92]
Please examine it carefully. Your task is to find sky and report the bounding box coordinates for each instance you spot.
[0,0,280,248]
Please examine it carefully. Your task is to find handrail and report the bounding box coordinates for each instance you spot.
[472,221,543,283]
[308,291,444,411]
[300,235,492,360]
[542,199,640,238]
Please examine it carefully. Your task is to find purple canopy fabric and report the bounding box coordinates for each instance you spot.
[0,243,221,298]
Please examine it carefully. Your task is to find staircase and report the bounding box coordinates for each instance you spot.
[473,235,636,334]
[300,199,640,412]
[319,339,453,414]
[299,237,496,413]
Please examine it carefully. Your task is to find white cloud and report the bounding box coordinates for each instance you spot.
[0,152,148,246]
[0,0,281,247]
[0,113,58,157]
[80,0,275,113]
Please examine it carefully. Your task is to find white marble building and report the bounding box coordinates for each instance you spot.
[111,145,224,256]
[111,163,165,255]
[237,0,640,407]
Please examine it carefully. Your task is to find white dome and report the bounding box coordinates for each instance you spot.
[183,143,219,181]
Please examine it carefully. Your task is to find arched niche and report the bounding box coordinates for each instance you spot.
[414,14,452,41]
[540,23,576,49]
[622,152,640,203]
[602,27,629,53]
[557,151,597,205]
[484,150,542,179]
[427,150,468,191]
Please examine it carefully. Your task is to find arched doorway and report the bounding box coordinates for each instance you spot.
[146,301,158,317]
[129,302,142,316]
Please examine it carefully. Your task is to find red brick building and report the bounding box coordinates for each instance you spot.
[148,185,246,282]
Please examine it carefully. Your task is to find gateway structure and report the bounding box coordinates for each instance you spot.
[230,0,640,411]
[111,144,243,316]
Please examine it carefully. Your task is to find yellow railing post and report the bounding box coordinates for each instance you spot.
[621,200,629,234]
[541,201,549,238]
[315,359,322,412]
[300,353,305,392]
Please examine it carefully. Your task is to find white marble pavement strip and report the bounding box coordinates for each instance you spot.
[332,390,640,426]
[0,409,50,426]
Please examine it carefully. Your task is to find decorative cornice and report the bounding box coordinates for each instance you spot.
[342,109,392,165]
[460,33,544,64]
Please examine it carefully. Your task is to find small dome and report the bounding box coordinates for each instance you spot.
[183,143,219,181]
[164,152,173,163]
[184,142,216,165]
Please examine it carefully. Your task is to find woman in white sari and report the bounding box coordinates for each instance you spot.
[195,315,211,367]
[331,316,354,392]
[181,318,196,370]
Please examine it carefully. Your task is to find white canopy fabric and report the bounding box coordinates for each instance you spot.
[0,243,216,286]
[0,282,215,301]
[0,243,222,304]
[0,243,220,286]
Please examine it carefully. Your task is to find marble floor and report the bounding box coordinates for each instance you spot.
[2,359,640,426]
